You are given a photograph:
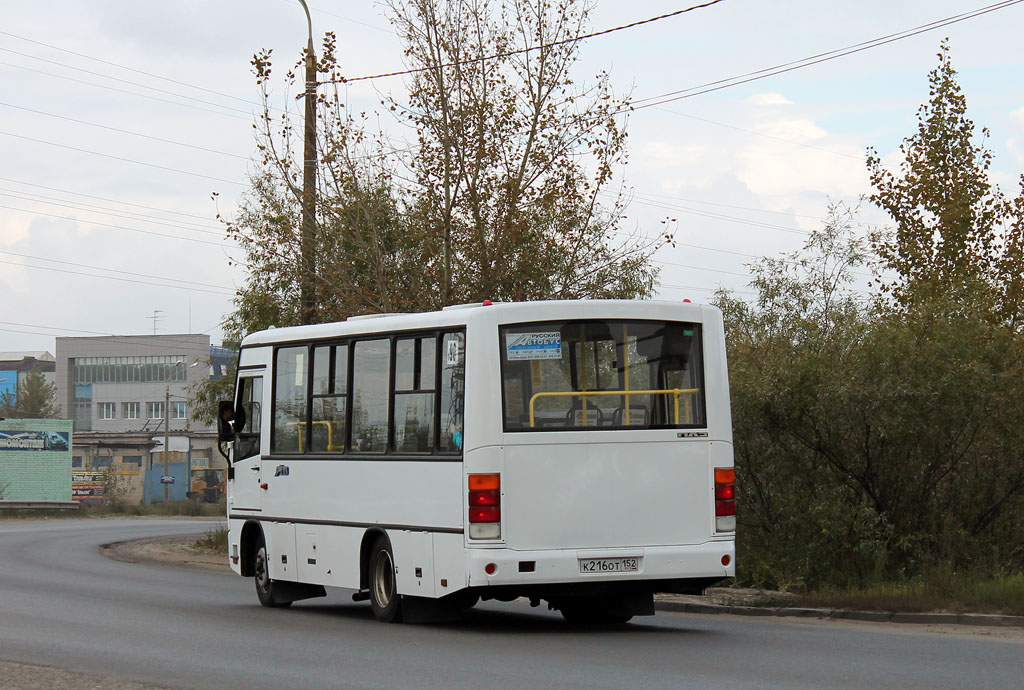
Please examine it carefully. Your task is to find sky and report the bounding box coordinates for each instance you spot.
[2,0,1023,354]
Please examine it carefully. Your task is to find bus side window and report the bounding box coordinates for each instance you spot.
[272,346,309,453]
[394,336,435,453]
[234,377,263,461]
[311,344,348,452]
[352,339,390,453]
[440,332,465,452]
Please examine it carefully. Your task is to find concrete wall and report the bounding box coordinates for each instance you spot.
[0,418,73,501]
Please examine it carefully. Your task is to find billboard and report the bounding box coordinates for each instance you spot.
[0,418,73,502]
[0,430,70,452]
[71,471,107,501]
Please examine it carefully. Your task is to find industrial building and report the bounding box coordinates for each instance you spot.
[53,334,234,503]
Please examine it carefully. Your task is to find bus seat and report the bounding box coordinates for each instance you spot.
[566,405,603,427]
[613,404,648,426]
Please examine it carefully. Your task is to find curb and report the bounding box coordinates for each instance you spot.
[653,599,1024,628]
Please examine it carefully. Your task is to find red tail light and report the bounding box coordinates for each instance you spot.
[714,467,736,532]
[468,474,501,539]
[468,490,499,507]
[469,506,500,523]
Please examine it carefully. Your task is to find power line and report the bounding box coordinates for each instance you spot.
[0,177,226,224]
[650,106,861,160]
[0,258,233,295]
[333,0,729,84]
[0,44,257,118]
[0,324,225,352]
[628,0,1024,111]
[0,203,233,248]
[0,29,264,110]
[0,189,226,236]
[0,101,249,160]
[0,249,233,291]
[627,190,829,222]
[304,2,393,34]
[0,131,246,187]
[607,190,811,236]
[0,59,254,122]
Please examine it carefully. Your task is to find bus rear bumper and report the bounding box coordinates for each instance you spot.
[465,540,735,590]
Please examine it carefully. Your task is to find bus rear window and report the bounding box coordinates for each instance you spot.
[500,319,705,431]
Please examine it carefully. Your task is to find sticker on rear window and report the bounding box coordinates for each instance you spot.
[505,332,562,360]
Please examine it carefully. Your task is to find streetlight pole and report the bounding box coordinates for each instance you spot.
[163,376,171,503]
[162,360,197,503]
[298,0,317,325]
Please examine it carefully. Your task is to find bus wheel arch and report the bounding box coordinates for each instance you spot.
[364,531,402,623]
[358,528,388,592]
[239,520,262,578]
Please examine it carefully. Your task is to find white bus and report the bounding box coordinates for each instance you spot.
[218,299,735,624]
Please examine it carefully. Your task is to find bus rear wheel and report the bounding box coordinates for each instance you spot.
[368,535,402,623]
[253,534,291,608]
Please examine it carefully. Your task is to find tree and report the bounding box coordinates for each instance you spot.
[388,0,658,304]
[867,40,1024,325]
[221,0,662,342]
[0,370,60,419]
[715,44,1024,590]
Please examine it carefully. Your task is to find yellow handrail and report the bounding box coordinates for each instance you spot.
[286,420,346,451]
[528,388,700,428]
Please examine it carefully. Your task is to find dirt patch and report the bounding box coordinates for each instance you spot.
[0,660,180,690]
[101,535,230,573]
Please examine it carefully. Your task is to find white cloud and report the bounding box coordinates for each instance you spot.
[747,93,794,106]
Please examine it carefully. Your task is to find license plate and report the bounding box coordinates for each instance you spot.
[579,557,639,574]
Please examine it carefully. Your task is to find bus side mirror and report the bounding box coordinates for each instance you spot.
[218,400,240,442]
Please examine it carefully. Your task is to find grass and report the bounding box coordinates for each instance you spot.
[194,525,229,552]
[793,574,1024,616]
[84,500,226,518]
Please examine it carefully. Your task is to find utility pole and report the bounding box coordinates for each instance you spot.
[298,0,317,325]
[163,379,170,503]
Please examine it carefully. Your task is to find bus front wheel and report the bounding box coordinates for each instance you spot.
[368,535,402,623]
[253,534,291,608]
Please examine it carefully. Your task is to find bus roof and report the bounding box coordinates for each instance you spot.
[239,299,716,348]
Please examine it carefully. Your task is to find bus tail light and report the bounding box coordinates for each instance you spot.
[469,474,501,539]
[714,467,736,532]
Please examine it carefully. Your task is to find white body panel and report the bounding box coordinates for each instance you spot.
[501,437,712,550]
[226,300,735,600]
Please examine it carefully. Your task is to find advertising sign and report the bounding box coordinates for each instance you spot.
[71,471,107,501]
[505,332,563,360]
[0,430,70,452]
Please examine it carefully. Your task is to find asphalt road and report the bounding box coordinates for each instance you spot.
[0,518,1021,690]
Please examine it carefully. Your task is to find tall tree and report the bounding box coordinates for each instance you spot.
[222,0,661,343]
[867,40,1024,324]
[0,370,59,419]
[389,0,657,304]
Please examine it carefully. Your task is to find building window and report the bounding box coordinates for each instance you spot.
[122,402,140,419]
[73,355,188,384]
[172,401,186,419]
[72,456,82,468]
[99,402,116,420]
[147,401,165,419]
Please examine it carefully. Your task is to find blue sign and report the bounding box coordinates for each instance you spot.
[0,430,70,452]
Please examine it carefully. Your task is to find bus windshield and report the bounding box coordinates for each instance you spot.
[500,319,705,431]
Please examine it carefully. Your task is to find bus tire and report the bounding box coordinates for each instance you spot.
[368,535,402,623]
[253,533,291,608]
